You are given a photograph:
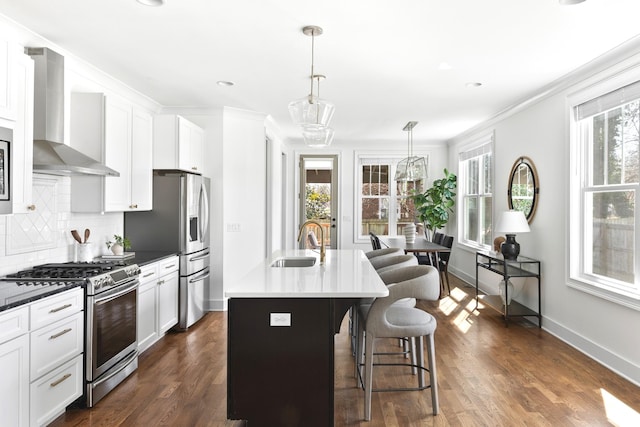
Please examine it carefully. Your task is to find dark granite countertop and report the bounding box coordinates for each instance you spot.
[0,281,83,313]
[127,251,179,266]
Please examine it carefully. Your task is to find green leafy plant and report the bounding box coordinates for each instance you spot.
[106,234,131,250]
[412,168,457,241]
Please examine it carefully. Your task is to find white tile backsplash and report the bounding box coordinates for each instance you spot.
[1,174,124,276]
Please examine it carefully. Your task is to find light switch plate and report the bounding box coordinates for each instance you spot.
[270,313,291,327]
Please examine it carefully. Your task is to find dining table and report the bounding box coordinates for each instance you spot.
[379,235,451,298]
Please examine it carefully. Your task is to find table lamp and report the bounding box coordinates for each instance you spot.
[495,210,530,260]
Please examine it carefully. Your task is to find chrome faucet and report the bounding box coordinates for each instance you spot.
[297,220,326,265]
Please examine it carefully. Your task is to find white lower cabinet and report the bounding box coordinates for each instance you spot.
[0,306,30,427]
[137,263,159,353]
[0,287,83,427]
[30,287,83,427]
[29,354,83,427]
[137,256,179,353]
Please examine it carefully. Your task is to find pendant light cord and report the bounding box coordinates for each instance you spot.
[309,30,315,105]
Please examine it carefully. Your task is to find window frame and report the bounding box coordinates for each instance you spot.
[457,133,494,252]
[568,65,640,310]
[354,151,429,244]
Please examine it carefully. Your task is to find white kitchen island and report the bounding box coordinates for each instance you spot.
[226,249,388,427]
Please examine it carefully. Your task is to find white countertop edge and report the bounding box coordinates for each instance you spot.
[225,249,389,299]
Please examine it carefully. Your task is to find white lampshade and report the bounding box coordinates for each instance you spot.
[495,210,530,234]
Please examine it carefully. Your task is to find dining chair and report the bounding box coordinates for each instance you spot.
[369,232,382,250]
[438,235,454,295]
[355,265,440,420]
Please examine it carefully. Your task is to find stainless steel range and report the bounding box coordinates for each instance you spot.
[4,261,141,407]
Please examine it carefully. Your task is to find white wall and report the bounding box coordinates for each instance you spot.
[447,45,640,386]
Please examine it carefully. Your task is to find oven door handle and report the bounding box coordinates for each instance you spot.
[94,280,139,305]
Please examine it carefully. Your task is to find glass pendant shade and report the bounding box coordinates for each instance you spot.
[303,126,334,147]
[395,156,428,182]
[288,95,335,129]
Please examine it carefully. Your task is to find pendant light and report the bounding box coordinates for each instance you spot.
[395,121,427,189]
[302,75,334,147]
[288,26,335,142]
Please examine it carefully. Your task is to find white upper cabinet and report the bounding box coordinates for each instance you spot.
[11,47,35,214]
[153,115,204,174]
[70,93,153,212]
[0,39,16,121]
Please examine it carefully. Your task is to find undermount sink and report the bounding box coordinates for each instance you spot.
[271,256,317,268]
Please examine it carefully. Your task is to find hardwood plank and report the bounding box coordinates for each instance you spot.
[50,275,640,426]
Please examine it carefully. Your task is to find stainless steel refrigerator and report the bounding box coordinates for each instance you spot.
[125,170,210,330]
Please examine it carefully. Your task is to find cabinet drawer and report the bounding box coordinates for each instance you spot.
[0,305,29,345]
[159,256,179,275]
[30,312,83,380]
[139,263,159,284]
[30,353,83,427]
[30,288,83,331]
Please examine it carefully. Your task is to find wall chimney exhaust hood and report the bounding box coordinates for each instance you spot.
[26,47,119,177]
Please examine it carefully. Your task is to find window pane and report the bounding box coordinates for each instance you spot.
[481,196,493,246]
[362,197,389,235]
[622,102,640,184]
[362,165,389,196]
[589,191,635,284]
[483,154,492,194]
[467,159,479,194]
[464,196,478,242]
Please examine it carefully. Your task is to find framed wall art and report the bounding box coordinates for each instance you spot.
[0,139,8,201]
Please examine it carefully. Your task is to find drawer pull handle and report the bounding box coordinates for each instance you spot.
[50,328,72,340]
[142,272,155,278]
[158,279,165,285]
[164,264,176,269]
[49,303,72,313]
[50,373,71,388]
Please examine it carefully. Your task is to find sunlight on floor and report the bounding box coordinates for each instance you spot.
[438,287,480,333]
[601,388,640,426]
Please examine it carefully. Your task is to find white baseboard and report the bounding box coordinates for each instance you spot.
[206,298,227,312]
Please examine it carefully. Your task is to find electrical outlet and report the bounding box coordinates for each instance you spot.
[270,313,291,327]
[226,223,241,232]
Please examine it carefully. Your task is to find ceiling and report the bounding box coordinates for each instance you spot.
[1,0,640,147]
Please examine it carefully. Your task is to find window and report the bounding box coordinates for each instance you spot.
[458,136,493,249]
[570,78,640,303]
[356,155,426,240]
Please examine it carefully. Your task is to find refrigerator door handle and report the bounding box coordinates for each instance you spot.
[189,250,210,262]
[189,269,210,284]
[199,182,210,243]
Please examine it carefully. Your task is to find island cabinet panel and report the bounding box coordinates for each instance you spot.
[227,298,335,427]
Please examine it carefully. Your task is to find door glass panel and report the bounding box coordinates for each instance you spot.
[302,158,334,248]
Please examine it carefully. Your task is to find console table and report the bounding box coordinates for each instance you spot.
[475,251,541,327]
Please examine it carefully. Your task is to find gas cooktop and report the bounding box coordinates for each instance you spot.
[0,261,141,311]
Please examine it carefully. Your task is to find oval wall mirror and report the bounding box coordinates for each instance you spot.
[507,156,539,223]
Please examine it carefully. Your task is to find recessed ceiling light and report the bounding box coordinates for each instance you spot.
[559,0,585,5]
[466,82,482,88]
[136,0,165,6]
[217,81,235,87]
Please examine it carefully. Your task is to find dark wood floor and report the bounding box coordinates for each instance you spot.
[50,275,640,426]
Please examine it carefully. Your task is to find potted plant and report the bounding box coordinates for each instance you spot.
[412,168,457,241]
[106,235,131,255]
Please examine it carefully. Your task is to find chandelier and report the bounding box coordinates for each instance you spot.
[288,25,335,147]
[394,121,427,191]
